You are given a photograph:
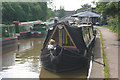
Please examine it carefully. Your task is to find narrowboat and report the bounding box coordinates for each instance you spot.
[0,24,18,54]
[13,21,32,39]
[30,22,47,38]
[40,22,96,72]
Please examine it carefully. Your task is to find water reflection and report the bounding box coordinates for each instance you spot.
[16,38,45,74]
[1,38,45,78]
[2,52,16,68]
[17,39,33,53]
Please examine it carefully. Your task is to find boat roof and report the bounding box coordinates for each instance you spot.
[78,24,92,27]
[71,11,100,17]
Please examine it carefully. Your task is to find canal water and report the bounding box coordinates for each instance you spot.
[1,38,45,78]
[1,38,88,79]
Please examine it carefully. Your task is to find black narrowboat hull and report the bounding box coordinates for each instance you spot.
[1,37,18,54]
[40,46,90,73]
[40,22,96,72]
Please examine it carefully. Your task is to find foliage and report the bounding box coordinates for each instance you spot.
[57,6,66,18]
[2,2,52,24]
[95,2,119,35]
[79,4,91,10]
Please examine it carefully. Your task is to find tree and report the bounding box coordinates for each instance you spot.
[2,2,53,24]
[80,4,91,10]
[19,2,32,21]
[95,2,118,17]
[95,1,119,35]
[2,3,16,24]
[11,3,26,22]
[58,6,66,18]
[38,2,48,21]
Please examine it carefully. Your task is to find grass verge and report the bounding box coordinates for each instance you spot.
[96,28,109,78]
[102,25,120,35]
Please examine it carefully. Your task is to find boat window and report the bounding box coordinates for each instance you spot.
[32,24,46,31]
[24,25,30,31]
[2,27,9,38]
[34,24,40,27]
[9,26,15,37]
[19,25,24,32]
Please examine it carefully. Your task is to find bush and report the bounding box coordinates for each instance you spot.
[102,16,120,40]
[109,17,118,32]
[103,17,119,35]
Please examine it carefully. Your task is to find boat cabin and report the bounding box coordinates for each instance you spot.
[45,23,77,49]
[42,22,95,53]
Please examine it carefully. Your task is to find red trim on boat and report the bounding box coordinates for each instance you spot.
[0,36,17,41]
[17,36,20,38]
[0,24,15,27]
[32,34,35,36]
[37,34,41,36]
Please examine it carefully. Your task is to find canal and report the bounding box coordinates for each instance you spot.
[2,38,45,78]
[1,38,88,79]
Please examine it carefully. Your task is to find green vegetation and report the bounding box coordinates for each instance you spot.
[2,2,52,24]
[51,6,66,18]
[95,2,119,37]
[102,25,119,35]
[57,6,66,18]
[96,28,109,78]
[79,4,91,10]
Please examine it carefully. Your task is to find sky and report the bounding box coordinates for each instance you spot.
[52,0,97,11]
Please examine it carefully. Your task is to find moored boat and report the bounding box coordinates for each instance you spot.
[0,24,18,54]
[40,22,96,72]
[30,23,47,38]
[13,21,32,39]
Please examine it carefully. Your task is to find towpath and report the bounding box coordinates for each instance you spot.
[97,26,119,78]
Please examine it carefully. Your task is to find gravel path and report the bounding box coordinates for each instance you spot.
[97,26,118,78]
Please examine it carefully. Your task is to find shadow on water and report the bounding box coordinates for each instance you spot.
[40,66,88,79]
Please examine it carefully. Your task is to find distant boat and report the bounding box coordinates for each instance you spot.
[0,24,17,54]
[40,22,96,72]
[13,21,46,39]
[13,21,32,39]
[30,23,47,38]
